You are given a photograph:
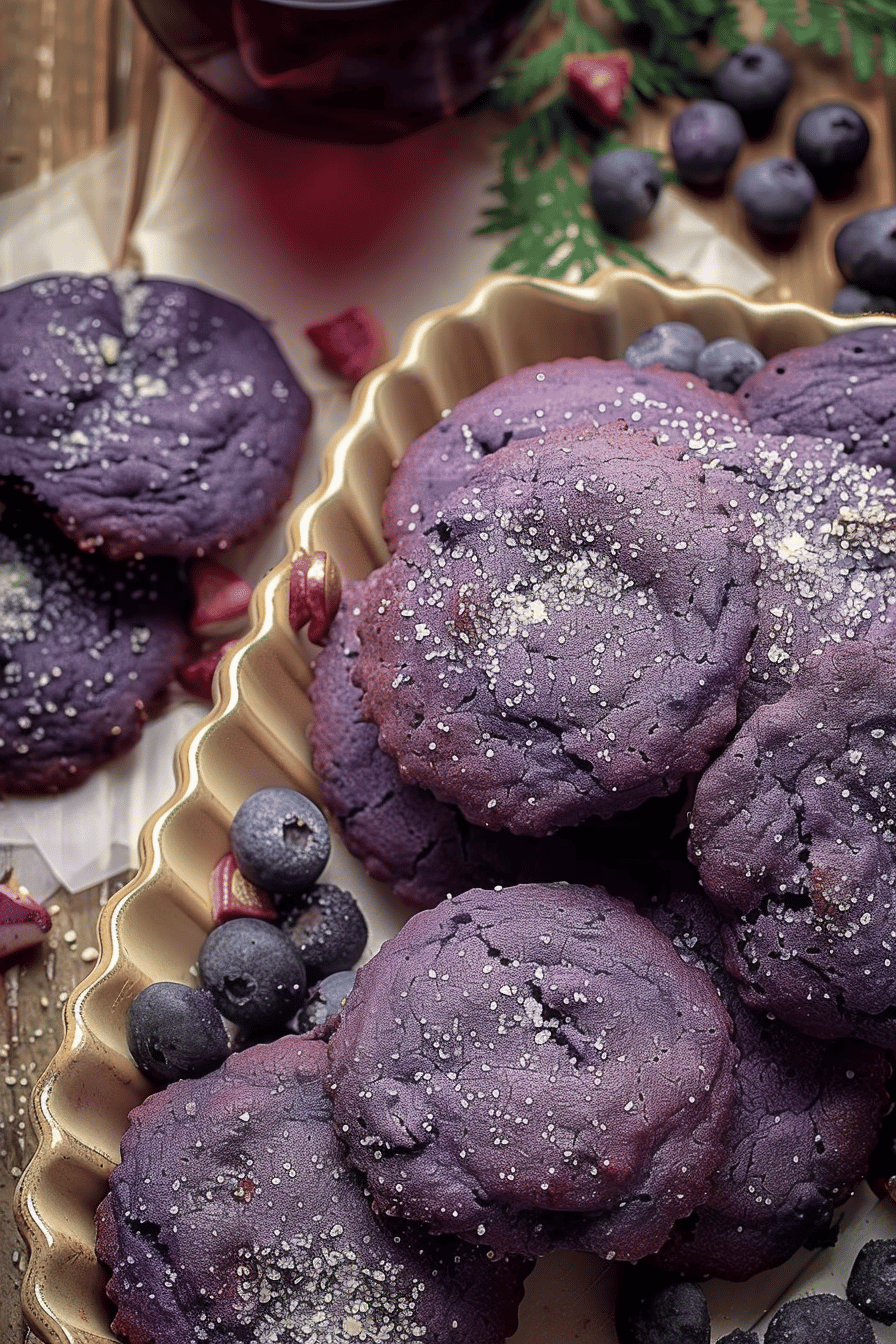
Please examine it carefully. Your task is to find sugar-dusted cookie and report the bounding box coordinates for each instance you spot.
[356,423,758,835]
[327,882,738,1260]
[0,492,188,793]
[96,1036,528,1344]
[0,272,310,559]
[689,642,896,1046]
[737,325,896,468]
[634,864,890,1279]
[383,357,745,549]
[310,579,688,906]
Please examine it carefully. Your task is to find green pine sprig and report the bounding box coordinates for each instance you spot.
[479,0,892,282]
[761,0,896,80]
[478,100,665,281]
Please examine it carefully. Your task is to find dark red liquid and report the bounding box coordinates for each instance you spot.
[132,0,536,141]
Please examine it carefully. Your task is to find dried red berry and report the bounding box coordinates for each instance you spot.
[190,560,254,633]
[563,51,633,129]
[177,639,240,700]
[0,881,52,963]
[305,305,389,384]
[210,853,278,923]
[289,552,341,644]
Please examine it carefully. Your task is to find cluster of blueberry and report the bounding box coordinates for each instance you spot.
[586,43,896,316]
[618,1239,896,1343]
[623,320,765,392]
[125,787,367,1082]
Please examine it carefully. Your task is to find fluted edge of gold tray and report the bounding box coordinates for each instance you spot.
[15,268,894,1344]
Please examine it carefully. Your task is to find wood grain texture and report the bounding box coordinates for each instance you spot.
[0,0,131,196]
[1,879,132,1344]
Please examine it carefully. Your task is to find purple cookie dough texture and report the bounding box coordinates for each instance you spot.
[689,642,896,1045]
[310,579,688,906]
[634,866,889,1280]
[684,429,896,716]
[356,423,758,836]
[736,325,896,469]
[327,883,738,1260]
[96,1036,527,1344]
[0,272,311,560]
[0,492,188,794]
[382,357,746,550]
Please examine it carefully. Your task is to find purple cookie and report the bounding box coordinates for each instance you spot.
[0,272,311,559]
[0,491,189,793]
[684,429,896,716]
[310,578,688,907]
[383,357,746,550]
[737,326,896,468]
[327,882,738,1260]
[355,423,758,836]
[96,1036,528,1344]
[632,864,889,1280]
[689,642,896,1045]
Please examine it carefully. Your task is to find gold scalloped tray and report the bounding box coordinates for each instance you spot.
[16,269,896,1344]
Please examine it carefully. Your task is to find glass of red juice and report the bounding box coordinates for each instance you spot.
[130,0,539,142]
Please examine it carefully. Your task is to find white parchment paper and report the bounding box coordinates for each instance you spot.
[0,68,772,899]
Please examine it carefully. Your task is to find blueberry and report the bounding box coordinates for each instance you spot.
[735,157,816,235]
[712,43,793,122]
[615,1266,710,1344]
[624,322,706,372]
[795,103,870,183]
[198,917,307,1031]
[847,1239,896,1324]
[291,969,357,1033]
[765,1294,876,1344]
[831,285,896,315]
[669,101,744,186]
[835,207,896,298]
[278,882,368,982]
[588,148,663,237]
[126,981,229,1083]
[695,337,765,391]
[230,787,330,896]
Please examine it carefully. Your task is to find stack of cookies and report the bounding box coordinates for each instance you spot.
[0,271,310,792]
[96,331,896,1340]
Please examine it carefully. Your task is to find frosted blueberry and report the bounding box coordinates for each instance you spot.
[695,337,765,392]
[625,322,706,372]
[126,981,229,1082]
[230,786,330,895]
[588,148,663,236]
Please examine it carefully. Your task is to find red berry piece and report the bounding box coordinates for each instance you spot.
[176,639,240,700]
[210,853,278,924]
[563,51,633,128]
[0,881,52,964]
[189,559,253,633]
[289,551,341,644]
[305,305,389,384]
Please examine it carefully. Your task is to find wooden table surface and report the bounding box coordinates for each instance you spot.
[1,878,132,1344]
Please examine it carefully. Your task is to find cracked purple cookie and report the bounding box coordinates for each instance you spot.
[683,429,896,716]
[736,325,896,469]
[96,1035,528,1344]
[0,271,311,559]
[632,864,890,1280]
[0,491,189,793]
[310,578,688,906]
[383,357,746,550]
[689,641,896,1045]
[327,882,738,1260]
[355,423,758,836]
